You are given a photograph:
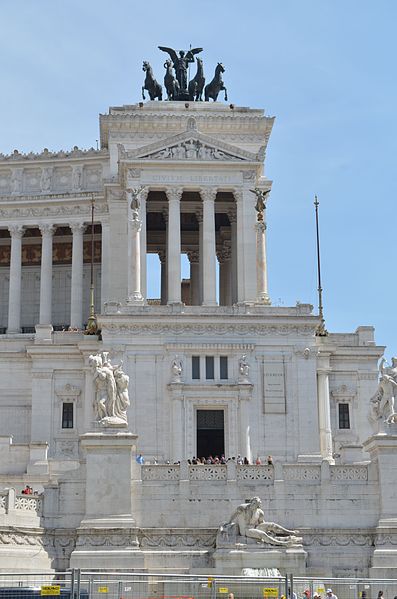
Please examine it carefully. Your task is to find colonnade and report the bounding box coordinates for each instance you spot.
[4,222,107,333]
[128,185,270,307]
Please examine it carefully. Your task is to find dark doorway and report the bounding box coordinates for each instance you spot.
[196,409,225,458]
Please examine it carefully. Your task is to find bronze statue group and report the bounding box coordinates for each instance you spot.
[142,46,228,103]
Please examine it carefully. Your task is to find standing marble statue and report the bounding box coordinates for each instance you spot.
[239,354,250,382]
[89,351,130,426]
[171,356,183,383]
[369,357,397,425]
[218,497,301,547]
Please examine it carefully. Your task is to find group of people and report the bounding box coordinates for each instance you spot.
[140,454,275,466]
[286,589,338,599]
[21,485,39,495]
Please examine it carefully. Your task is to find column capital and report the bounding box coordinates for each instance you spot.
[217,243,231,263]
[167,187,183,202]
[39,223,57,237]
[187,250,199,264]
[233,189,243,203]
[70,222,86,235]
[200,187,217,202]
[158,249,166,264]
[162,209,169,225]
[8,224,24,238]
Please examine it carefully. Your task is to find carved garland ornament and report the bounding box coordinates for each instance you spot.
[102,324,316,337]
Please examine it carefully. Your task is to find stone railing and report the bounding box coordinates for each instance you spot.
[140,462,369,483]
[330,465,368,481]
[237,465,274,481]
[0,489,42,515]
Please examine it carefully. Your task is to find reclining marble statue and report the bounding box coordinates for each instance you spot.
[89,351,130,426]
[218,497,301,547]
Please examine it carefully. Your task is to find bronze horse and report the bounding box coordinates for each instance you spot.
[205,63,228,102]
[163,59,180,100]
[142,61,162,101]
[188,57,205,101]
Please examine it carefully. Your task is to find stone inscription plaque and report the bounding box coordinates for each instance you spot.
[139,169,243,186]
[263,362,286,413]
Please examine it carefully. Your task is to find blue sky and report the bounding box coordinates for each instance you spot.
[1,1,396,357]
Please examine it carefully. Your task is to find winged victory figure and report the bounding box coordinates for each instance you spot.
[158,46,203,95]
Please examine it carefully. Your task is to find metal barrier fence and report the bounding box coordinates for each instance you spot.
[0,572,396,599]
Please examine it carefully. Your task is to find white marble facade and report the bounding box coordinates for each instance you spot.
[0,101,396,577]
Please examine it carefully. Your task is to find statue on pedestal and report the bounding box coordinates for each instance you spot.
[250,188,270,223]
[369,357,397,426]
[239,354,250,383]
[171,356,183,383]
[218,497,301,547]
[89,351,130,426]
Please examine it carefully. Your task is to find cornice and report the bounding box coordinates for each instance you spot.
[0,148,108,164]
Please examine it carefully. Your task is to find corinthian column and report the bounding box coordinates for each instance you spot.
[70,222,85,329]
[200,187,217,306]
[128,210,143,304]
[139,188,149,300]
[7,225,24,333]
[166,187,183,304]
[39,224,56,325]
[256,220,271,304]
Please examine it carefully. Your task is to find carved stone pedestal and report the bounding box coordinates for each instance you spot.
[213,541,307,576]
[364,426,397,577]
[70,430,144,569]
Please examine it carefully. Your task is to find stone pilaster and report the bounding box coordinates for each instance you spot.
[7,224,24,333]
[317,351,334,463]
[39,224,56,325]
[100,220,110,309]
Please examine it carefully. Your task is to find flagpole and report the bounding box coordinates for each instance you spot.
[314,195,327,336]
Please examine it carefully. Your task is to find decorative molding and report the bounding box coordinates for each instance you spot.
[101,323,317,337]
[0,147,107,162]
[0,203,108,220]
[303,533,373,547]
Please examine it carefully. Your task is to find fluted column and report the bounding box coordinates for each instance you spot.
[70,223,85,329]
[196,209,203,305]
[166,187,182,304]
[7,225,24,333]
[217,244,231,306]
[228,208,238,305]
[100,220,110,309]
[200,187,217,306]
[39,224,56,325]
[140,189,149,300]
[158,250,167,305]
[187,250,200,306]
[256,220,270,304]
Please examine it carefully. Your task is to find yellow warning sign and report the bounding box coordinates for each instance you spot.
[98,588,109,594]
[263,588,278,598]
[208,578,214,589]
[41,586,61,596]
[219,588,229,594]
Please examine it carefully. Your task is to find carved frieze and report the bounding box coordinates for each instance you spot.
[101,323,317,337]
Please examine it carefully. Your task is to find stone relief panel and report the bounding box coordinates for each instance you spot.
[0,170,11,194]
[83,165,103,190]
[53,166,72,191]
[23,168,42,193]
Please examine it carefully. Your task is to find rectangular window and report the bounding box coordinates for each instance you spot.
[220,356,228,380]
[205,356,215,380]
[338,403,350,429]
[192,356,200,380]
[62,403,74,429]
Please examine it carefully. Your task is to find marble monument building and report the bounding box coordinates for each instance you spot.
[0,68,397,576]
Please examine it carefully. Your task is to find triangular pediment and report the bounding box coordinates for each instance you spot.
[118,122,263,163]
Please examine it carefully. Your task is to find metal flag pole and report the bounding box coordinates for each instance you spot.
[85,194,98,335]
[314,195,328,336]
